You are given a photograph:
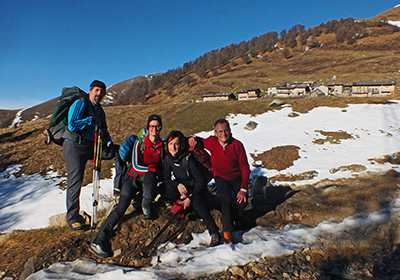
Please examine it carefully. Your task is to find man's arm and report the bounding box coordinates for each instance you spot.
[188,136,198,148]
[68,99,92,132]
[237,141,251,203]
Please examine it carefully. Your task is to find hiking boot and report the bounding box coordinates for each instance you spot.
[223,231,234,244]
[210,232,221,247]
[89,242,113,258]
[142,207,152,220]
[113,188,120,197]
[234,217,255,230]
[69,221,90,231]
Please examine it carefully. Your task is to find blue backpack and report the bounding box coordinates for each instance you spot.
[119,128,149,162]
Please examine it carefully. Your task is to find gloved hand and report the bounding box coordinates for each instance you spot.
[91,115,102,126]
[102,143,117,160]
[171,194,187,214]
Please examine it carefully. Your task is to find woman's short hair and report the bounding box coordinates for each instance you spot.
[165,130,188,154]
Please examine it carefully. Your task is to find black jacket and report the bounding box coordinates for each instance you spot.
[163,152,206,199]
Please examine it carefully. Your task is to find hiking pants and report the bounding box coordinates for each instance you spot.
[214,176,247,232]
[165,185,219,235]
[92,175,138,246]
[141,171,158,211]
[63,140,126,225]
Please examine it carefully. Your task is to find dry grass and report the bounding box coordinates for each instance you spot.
[312,129,354,145]
[257,171,400,228]
[2,96,400,279]
[251,145,300,171]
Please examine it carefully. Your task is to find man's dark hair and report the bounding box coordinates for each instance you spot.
[166,130,188,155]
[213,118,231,131]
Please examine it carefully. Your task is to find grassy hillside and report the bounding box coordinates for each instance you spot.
[2,97,400,279]
[0,95,397,180]
[108,11,400,106]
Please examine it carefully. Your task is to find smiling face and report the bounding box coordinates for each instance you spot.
[214,122,231,145]
[148,120,161,138]
[89,86,106,105]
[168,137,180,157]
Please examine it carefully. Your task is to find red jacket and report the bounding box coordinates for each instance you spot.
[200,135,250,191]
[128,136,163,178]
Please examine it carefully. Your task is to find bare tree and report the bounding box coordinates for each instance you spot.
[194,63,207,78]
[182,75,195,88]
[164,82,174,97]
[237,41,249,57]
[282,48,292,59]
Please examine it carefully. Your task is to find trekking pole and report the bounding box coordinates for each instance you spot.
[140,210,184,258]
[91,125,102,229]
[160,213,193,244]
[140,195,187,257]
[142,210,198,258]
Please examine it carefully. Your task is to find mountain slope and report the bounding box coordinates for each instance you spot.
[372,4,400,20]
[2,6,400,129]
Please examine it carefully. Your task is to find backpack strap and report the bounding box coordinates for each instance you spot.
[165,152,192,178]
[138,128,149,155]
[182,152,192,177]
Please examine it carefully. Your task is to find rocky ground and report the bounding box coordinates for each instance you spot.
[197,173,400,280]
[6,169,400,280]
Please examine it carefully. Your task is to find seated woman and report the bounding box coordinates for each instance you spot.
[89,114,164,258]
[163,130,220,247]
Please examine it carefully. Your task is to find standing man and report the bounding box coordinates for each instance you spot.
[63,80,125,231]
[189,118,250,244]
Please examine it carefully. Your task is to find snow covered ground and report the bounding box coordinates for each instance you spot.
[1,101,400,279]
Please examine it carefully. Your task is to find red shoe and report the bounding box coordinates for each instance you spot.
[223,231,234,244]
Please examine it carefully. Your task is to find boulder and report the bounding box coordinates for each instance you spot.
[244,121,258,131]
[269,99,284,106]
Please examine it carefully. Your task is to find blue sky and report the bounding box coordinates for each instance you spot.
[1,0,399,110]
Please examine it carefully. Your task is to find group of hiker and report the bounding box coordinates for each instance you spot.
[60,80,251,258]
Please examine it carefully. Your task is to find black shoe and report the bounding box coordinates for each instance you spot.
[210,232,221,247]
[235,217,256,230]
[89,242,113,258]
[69,221,90,231]
[142,207,152,220]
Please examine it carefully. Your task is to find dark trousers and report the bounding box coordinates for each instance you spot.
[214,176,247,232]
[92,172,157,245]
[165,185,219,235]
[141,171,158,210]
[63,140,126,225]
